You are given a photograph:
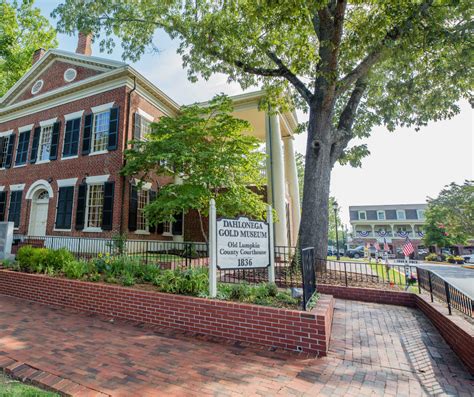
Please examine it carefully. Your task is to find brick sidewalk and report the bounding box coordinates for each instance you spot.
[0,294,472,396]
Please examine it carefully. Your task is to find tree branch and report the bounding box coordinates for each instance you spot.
[336,0,434,94]
[266,51,313,102]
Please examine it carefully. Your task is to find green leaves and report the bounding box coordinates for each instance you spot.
[122,94,268,237]
[0,0,57,96]
[424,180,474,247]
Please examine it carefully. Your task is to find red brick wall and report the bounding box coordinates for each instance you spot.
[414,294,474,375]
[317,285,417,307]
[0,269,335,356]
[13,61,102,104]
[316,284,473,374]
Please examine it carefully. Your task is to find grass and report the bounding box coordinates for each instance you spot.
[369,263,419,293]
[327,256,369,263]
[0,373,58,396]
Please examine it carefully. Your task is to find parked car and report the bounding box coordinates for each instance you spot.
[346,246,365,259]
[462,255,474,264]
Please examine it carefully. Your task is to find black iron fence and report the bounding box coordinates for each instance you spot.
[417,267,473,318]
[11,236,473,317]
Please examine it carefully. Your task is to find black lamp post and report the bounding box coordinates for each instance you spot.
[333,201,340,260]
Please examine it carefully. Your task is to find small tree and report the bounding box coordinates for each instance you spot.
[1,0,57,96]
[424,180,474,250]
[121,95,268,242]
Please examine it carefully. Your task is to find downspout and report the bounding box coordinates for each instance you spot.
[119,76,137,235]
[267,108,276,243]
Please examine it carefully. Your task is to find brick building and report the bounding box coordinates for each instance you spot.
[0,34,300,249]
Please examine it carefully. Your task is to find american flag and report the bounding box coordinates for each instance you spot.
[383,238,390,252]
[402,237,415,257]
[374,241,380,251]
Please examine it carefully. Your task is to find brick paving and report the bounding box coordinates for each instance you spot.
[0,294,473,396]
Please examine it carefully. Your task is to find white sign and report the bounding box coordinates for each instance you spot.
[216,217,270,269]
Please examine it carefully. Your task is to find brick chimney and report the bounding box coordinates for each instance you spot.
[32,48,46,65]
[76,32,93,56]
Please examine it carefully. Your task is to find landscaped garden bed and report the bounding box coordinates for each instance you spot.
[0,246,335,355]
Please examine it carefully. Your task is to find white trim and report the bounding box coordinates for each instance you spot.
[60,155,79,161]
[57,178,78,188]
[136,108,154,122]
[85,174,110,184]
[25,180,53,199]
[358,211,367,220]
[88,150,108,157]
[13,164,27,169]
[134,230,151,235]
[0,130,13,138]
[36,159,51,165]
[10,183,26,191]
[39,117,57,127]
[18,124,34,133]
[0,186,4,192]
[91,102,115,113]
[64,110,84,121]
[31,79,44,95]
[83,227,103,233]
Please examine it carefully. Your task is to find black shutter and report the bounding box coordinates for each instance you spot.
[49,121,61,160]
[0,191,6,221]
[148,190,157,233]
[63,118,81,157]
[55,186,74,229]
[7,191,22,228]
[5,134,15,169]
[75,183,87,230]
[133,113,141,140]
[15,130,30,165]
[102,181,115,231]
[82,114,93,155]
[172,212,183,236]
[128,185,138,231]
[157,222,164,234]
[30,127,41,163]
[107,107,119,151]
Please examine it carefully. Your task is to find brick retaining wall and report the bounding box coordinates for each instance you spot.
[0,270,334,356]
[317,283,473,375]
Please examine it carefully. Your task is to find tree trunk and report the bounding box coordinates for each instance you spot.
[299,107,333,270]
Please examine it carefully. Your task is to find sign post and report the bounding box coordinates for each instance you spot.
[267,205,275,283]
[209,199,217,298]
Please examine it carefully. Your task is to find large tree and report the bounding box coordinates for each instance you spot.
[423,180,474,248]
[0,0,57,96]
[53,0,473,260]
[121,95,267,242]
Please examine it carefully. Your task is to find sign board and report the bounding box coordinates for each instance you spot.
[216,217,270,269]
[0,222,14,260]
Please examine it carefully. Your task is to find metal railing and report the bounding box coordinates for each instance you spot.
[417,267,473,318]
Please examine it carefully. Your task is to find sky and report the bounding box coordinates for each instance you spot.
[34,1,474,225]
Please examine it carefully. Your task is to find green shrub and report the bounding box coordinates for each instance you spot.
[62,260,88,279]
[142,264,161,282]
[425,253,438,261]
[121,272,136,286]
[16,245,37,271]
[45,248,74,270]
[154,267,208,296]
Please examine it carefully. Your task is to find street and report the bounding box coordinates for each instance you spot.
[417,263,474,299]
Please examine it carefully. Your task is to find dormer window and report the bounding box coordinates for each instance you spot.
[377,210,385,220]
[397,210,406,220]
[358,211,367,220]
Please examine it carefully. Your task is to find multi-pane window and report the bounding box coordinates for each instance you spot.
[86,184,104,228]
[397,210,406,220]
[92,111,110,153]
[136,189,149,231]
[139,117,151,140]
[0,136,9,168]
[417,210,425,220]
[358,211,367,220]
[39,125,53,161]
[162,221,172,235]
[15,131,30,166]
[377,210,385,220]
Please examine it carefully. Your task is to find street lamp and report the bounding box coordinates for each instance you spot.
[333,201,340,260]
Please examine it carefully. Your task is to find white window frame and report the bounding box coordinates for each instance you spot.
[83,183,105,232]
[61,111,84,160]
[136,108,154,141]
[397,210,406,220]
[358,211,367,220]
[417,209,425,220]
[162,221,173,236]
[90,110,110,154]
[36,119,57,164]
[136,187,151,234]
[377,210,385,220]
